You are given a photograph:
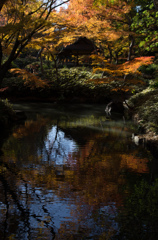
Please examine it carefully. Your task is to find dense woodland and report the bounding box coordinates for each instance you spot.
[0,0,158,136]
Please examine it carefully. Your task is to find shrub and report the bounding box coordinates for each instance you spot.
[128,88,158,133]
[139,63,158,76]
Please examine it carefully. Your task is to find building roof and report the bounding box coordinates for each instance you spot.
[58,37,98,56]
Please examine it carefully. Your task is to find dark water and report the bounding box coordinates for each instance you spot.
[0,103,158,240]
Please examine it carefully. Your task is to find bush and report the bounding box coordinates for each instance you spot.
[128,88,158,133]
[139,63,158,76]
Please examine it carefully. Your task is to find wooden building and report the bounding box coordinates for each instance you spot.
[58,37,99,66]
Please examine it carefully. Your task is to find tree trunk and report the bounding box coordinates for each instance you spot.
[0,40,20,87]
[39,54,44,74]
[54,57,59,82]
[127,35,134,61]
[76,55,79,66]
[0,59,20,88]
[0,39,20,87]
[0,64,9,87]
[108,45,113,63]
[115,51,118,64]
[37,47,44,73]
[0,42,2,66]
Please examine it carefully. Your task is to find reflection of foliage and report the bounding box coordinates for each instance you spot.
[120,154,149,173]
[0,109,152,239]
[2,113,150,208]
[0,158,56,239]
[12,116,48,138]
[117,179,158,239]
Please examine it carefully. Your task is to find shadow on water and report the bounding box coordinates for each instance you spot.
[0,103,158,239]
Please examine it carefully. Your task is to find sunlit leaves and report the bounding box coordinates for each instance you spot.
[86,56,155,93]
[118,56,155,74]
[59,0,131,50]
[92,56,154,76]
[0,0,70,84]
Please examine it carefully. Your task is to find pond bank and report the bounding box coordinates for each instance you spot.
[127,88,158,146]
[1,85,158,148]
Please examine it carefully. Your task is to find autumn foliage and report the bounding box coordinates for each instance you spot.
[85,56,155,93]
[118,56,155,75]
[0,0,157,97]
[9,68,48,89]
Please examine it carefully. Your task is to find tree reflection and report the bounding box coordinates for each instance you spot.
[0,111,152,239]
[0,156,56,239]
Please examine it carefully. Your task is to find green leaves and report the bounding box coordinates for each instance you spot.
[132,1,158,52]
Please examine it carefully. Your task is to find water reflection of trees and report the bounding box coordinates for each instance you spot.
[0,113,152,239]
[0,157,56,239]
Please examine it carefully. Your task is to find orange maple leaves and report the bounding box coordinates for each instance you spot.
[92,56,155,76]
[9,68,48,89]
[87,56,155,93]
[118,56,155,74]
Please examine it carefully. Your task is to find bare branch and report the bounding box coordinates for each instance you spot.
[28,2,47,16]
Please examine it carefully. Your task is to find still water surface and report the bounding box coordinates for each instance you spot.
[0,103,158,239]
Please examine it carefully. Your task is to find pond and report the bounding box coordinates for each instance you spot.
[0,103,158,240]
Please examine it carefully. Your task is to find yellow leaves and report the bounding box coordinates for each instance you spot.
[91,54,109,66]
[0,0,51,42]
[60,0,131,45]
[9,68,48,89]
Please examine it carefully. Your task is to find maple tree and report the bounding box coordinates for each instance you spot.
[58,0,157,64]
[53,0,156,97]
[0,0,69,86]
[0,0,157,95]
[86,55,155,97]
[59,0,134,60]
